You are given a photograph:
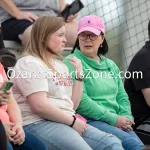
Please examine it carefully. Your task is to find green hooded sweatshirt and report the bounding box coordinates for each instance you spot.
[63,48,134,126]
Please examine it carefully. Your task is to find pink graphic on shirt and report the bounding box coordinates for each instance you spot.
[52,73,73,86]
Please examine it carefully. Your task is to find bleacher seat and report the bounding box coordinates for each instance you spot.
[4,40,23,59]
[4,40,72,58]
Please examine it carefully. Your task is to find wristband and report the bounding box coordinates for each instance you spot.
[75,76,84,81]
[70,115,76,127]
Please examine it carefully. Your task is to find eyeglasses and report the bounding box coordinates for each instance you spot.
[78,33,99,41]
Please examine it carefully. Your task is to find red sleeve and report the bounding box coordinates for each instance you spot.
[0,63,7,87]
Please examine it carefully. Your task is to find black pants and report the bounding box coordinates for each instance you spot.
[0,29,16,68]
[0,120,7,150]
[135,118,150,145]
[0,27,5,49]
[1,18,33,43]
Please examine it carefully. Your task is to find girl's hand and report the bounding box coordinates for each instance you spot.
[73,118,87,135]
[69,56,83,78]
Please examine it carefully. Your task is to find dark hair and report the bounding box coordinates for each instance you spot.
[148,20,150,38]
[71,32,108,55]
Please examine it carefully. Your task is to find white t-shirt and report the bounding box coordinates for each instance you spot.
[11,56,75,126]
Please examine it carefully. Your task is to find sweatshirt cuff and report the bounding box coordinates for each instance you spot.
[102,112,119,126]
[125,115,134,121]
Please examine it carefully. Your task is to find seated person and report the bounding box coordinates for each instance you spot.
[11,15,124,150]
[0,0,77,47]
[0,25,16,68]
[0,63,48,150]
[64,15,145,150]
[124,20,150,145]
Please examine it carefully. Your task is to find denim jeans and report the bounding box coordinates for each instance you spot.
[24,120,124,150]
[7,129,48,150]
[0,120,7,150]
[87,120,145,150]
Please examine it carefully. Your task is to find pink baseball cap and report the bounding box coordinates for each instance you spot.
[77,15,105,36]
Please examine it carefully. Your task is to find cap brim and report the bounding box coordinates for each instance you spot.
[77,27,101,35]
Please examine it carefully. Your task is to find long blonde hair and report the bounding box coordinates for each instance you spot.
[24,16,65,70]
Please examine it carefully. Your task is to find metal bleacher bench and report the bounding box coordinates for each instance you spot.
[4,40,23,49]
[4,40,72,59]
[4,40,24,59]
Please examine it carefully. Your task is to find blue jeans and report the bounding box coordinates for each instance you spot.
[7,129,48,150]
[24,120,124,150]
[88,120,145,150]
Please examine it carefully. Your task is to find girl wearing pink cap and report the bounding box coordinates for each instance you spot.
[64,15,145,150]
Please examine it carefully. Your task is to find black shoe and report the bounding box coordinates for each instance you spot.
[0,48,16,67]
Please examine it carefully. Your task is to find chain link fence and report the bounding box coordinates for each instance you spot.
[70,0,150,71]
